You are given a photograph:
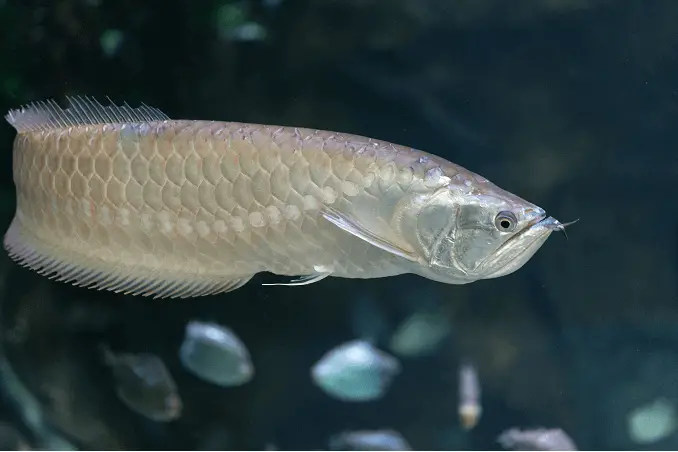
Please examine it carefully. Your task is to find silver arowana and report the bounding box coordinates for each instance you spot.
[3,97,565,299]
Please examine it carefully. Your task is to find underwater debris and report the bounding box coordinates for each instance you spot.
[311,340,401,402]
[179,320,254,387]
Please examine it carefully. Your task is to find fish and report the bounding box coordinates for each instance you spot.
[3,96,568,299]
[458,362,481,430]
[311,339,401,402]
[627,398,677,445]
[497,427,578,451]
[179,320,254,387]
[103,347,182,422]
[388,308,451,358]
[328,429,412,451]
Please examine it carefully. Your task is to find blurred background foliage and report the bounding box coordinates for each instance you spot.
[0,0,677,450]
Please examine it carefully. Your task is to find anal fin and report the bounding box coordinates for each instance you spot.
[4,218,254,299]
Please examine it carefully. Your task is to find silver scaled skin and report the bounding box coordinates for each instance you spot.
[3,97,562,298]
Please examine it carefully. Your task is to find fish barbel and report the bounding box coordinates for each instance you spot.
[3,97,563,298]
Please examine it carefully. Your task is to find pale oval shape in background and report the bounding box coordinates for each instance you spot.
[310,340,401,402]
[627,398,678,445]
[328,429,412,451]
[179,320,254,387]
[389,310,451,357]
[497,427,578,451]
[105,350,182,422]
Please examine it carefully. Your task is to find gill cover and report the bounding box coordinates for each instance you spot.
[396,187,471,283]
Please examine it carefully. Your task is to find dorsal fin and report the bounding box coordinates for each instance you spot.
[4,96,171,133]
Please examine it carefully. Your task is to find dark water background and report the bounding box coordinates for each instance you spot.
[0,0,677,450]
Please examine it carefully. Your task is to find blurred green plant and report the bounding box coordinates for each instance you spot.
[216,2,267,41]
[100,29,124,58]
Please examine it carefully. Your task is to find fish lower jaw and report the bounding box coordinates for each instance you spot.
[477,233,553,279]
[413,265,477,285]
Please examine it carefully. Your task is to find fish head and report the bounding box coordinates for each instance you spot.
[408,177,561,283]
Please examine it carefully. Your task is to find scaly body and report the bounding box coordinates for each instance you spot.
[4,97,563,298]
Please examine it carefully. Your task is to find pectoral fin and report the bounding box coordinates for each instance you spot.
[321,206,422,263]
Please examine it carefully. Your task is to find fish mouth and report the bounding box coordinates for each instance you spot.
[495,214,555,254]
[476,214,560,279]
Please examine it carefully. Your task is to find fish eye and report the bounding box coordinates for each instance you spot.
[494,211,517,232]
